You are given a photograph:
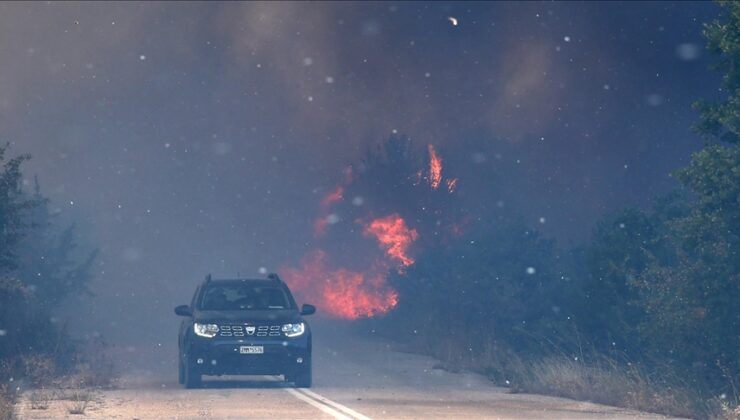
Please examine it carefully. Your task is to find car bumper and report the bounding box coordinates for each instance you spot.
[187,336,310,376]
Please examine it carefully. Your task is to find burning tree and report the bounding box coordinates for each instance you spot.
[282,135,464,319]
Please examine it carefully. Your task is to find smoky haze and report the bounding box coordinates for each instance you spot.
[1,1,718,349]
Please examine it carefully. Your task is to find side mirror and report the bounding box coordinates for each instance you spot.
[300,304,316,316]
[174,305,192,317]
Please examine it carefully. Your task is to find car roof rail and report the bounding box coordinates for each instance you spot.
[267,273,282,284]
[205,273,212,283]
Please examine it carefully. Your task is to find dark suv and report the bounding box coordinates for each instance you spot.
[174,274,316,388]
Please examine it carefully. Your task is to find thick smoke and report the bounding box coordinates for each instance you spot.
[0,2,717,343]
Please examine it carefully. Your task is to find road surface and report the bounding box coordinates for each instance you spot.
[17,322,674,419]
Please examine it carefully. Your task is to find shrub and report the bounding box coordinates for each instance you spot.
[28,390,50,410]
[64,389,94,415]
[20,355,56,388]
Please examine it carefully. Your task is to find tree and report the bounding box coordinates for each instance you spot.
[15,177,98,306]
[622,0,740,391]
[693,1,740,144]
[0,146,95,375]
[579,2,740,394]
[580,194,689,353]
[385,222,573,357]
[0,145,36,272]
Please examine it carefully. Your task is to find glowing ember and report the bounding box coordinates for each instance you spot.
[314,168,354,236]
[412,170,423,186]
[363,214,419,266]
[320,186,344,209]
[315,186,344,235]
[281,250,398,319]
[446,178,458,193]
[428,144,443,189]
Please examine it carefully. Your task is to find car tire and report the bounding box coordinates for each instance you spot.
[184,357,202,389]
[292,361,312,388]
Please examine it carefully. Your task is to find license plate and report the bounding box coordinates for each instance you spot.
[239,346,264,354]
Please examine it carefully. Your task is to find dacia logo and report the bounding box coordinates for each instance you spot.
[246,326,256,335]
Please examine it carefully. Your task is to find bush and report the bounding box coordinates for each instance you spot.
[28,389,50,410]
[384,222,574,356]
[518,357,695,417]
[63,389,95,415]
[20,355,56,388]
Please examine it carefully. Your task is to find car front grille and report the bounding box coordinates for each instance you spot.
[218,324,282,338]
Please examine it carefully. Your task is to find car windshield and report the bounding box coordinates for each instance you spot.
[199,285,290,311]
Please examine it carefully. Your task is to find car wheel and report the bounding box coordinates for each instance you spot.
[293,360,312,388]
[184,356,202,389]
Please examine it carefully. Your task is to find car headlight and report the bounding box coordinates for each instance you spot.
[282,322,305,337]
[194,323,219,338]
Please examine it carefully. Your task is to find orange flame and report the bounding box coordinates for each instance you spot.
[281,250,398,319]
[363,214,419,266]
[428,144,443,189]
[282,146,462,320]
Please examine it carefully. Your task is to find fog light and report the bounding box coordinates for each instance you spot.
[196,358,204,364]
[296,357,303,363]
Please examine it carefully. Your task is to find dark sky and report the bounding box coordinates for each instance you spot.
[0,1,720,342]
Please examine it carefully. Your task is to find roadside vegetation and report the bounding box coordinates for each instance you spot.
[0,146,113,419]
[366,3,740,419]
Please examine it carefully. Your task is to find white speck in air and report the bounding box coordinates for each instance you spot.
[646,93,664,106]
[676,43,700,61]
[326,213,340,224]
[526,267,536,275]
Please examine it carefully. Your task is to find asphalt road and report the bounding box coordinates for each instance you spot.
[17,322,674,419]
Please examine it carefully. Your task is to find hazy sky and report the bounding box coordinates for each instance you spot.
[0,1,720,342]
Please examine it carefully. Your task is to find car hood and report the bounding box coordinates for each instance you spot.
[193,309,301,323]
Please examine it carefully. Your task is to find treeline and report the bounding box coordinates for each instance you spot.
[0,146,102,418]
[363,3,739,418]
